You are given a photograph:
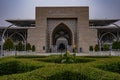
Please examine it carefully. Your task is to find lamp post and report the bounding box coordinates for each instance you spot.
[0,24,13,57]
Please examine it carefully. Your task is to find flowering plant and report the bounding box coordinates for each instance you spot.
[61,51,76,64]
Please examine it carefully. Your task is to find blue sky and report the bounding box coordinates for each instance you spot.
[0,0,120,26]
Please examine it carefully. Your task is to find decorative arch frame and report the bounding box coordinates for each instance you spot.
[9,32,26,43]
[99,32,117,43]
[99,32,117,45]
[51,23,73,45]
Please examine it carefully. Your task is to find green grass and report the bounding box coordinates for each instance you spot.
[0,55,120,80]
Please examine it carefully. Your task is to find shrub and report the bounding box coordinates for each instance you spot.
[118,42,120,49]
[112,41,120,50]
[112,41,118,49]
[16,42,24,51]
[32,45,36,52]
[26,43,31,51]
[94,44,99,51]
[3,38,14,51]
[103,44,109,51]
[89,46,93,51]
[61,51,75,64]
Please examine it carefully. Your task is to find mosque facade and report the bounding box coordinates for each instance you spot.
[0,7,120,53]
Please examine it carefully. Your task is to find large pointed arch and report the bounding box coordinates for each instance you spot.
[9,32,26,43]
[100,32,117,43]
[52,23,73,45]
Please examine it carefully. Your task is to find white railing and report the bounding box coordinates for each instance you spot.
[89,51,120,56]
[1,51,120,57]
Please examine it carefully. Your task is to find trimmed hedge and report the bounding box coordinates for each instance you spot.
[16,42,24,51]
[1,56,120,80]
[94,44,99,51]
[47,71,89,80]
[15,55,47,58]
[26,43,31,51]
[36,55,95,64]
[96,61,120,74]
[89,46,93,51]
[0,59,42,76]
[32,45,36,52]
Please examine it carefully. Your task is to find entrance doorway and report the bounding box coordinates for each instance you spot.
[52,23,73,52]
[56,37,68,52]
[58,43,66,51]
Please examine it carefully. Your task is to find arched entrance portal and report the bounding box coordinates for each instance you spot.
[52,23,73,52]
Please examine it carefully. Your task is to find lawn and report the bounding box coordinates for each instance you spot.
[0,55,120,80]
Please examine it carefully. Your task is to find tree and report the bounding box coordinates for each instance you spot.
[32,45,36,52]
[89,46,93,51]
[3,38,14,51]
[16,42,24,51]
[26,43,31,51]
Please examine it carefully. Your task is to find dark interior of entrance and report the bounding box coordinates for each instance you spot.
[58,43,66,51]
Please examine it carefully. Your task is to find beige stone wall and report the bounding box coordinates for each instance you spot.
[77,11,98,52]
[27,28,46,52]
[27,7,97,53]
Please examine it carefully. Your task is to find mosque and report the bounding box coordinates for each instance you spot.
[0,7,120,53]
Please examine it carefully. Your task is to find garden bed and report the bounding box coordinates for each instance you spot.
[96,61,120,74]
[0,55,120,80]
[0,59,42,76]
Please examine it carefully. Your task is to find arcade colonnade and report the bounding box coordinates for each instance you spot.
[98,29,120,50]
[0,28,27,47]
